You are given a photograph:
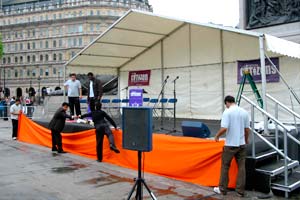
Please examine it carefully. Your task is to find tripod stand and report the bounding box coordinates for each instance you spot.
[127,151,157,200]
[170,76,179,133]
[154,76,169,130]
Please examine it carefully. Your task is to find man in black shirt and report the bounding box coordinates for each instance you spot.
[49,102,73,153]
[80,102,120,162]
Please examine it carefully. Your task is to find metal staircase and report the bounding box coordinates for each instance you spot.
[241,95,300,198]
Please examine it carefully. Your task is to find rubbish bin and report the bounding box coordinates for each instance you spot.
[3,101,8,121]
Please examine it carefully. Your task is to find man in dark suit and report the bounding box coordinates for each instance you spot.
[49,102,74,153]
[87,72,103,111]
[80,102,120,162]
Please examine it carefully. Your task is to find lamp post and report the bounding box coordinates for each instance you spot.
[37,76,41,105]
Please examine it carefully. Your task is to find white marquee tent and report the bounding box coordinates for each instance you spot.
[65,10,300,120]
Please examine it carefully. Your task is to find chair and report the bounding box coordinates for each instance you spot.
[110,98,122,118]
[100,99,111,110]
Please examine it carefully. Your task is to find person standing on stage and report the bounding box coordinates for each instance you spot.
[10,98,22,140]
[64,73,82,116]
[87,72,103,111]
[213,95,250,197]
[49,102,74,153]
[80,102,120,162]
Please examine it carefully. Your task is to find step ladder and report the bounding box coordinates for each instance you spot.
[236,70,263,108]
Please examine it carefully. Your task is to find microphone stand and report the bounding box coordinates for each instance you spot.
[154,76,168,130]
[171,77,178,133]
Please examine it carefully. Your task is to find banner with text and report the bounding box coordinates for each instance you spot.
[129,89,143,107]
[237,58,279,84]
[128,70,151,86]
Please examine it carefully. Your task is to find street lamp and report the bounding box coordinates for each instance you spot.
[37,76,41,105]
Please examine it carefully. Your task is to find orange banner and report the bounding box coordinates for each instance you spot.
[18,114,238,187]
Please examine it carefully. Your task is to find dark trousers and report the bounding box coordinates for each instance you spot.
[95,125,116,161]
[219,145,246,194]
[12,119,18,138]
[89,97,96,112]
[51,129,63,151]
[68,97,81,116]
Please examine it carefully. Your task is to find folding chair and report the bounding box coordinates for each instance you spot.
[149,98,159,118]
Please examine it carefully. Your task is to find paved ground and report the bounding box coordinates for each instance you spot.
[0,120,299,200]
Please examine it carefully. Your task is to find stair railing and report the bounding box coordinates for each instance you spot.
[241,95,299,197]
[266,93,300,143]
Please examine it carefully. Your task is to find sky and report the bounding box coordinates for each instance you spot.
[148,0,240,27]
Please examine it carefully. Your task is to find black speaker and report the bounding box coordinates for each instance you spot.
[122,107,152,152]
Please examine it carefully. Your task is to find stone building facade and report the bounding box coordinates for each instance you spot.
[239,0,300,43]
[0,0,152,98]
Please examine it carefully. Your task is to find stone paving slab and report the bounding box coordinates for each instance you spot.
[0,120,297,200]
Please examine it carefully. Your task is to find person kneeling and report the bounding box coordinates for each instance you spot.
[80,102,120,162]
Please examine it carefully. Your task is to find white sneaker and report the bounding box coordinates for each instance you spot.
[213,187,221,194]
[213,187,226,195]
[12,137,17,140]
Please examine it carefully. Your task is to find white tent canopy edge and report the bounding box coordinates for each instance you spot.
[64,10,300,122]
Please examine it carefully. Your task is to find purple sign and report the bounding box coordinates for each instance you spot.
[237,58,279,84]
[129,89,143,107]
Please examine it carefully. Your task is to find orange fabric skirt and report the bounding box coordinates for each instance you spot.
[18,114,238,187]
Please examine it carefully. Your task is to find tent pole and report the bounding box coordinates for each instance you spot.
[259,36,268,133]
[220,30,225,111]
[160,41,165,128]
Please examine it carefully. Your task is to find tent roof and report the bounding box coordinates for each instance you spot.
[65,10,300,69]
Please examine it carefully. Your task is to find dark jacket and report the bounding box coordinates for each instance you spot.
[87,77,103,99]
[49,107,72,132]
[81,110,117,129]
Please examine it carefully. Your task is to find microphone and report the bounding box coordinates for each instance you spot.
[173,76,179,82]
[164,75,169,83]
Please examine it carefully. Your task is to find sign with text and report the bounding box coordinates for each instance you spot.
[237,58,279,84]
[128,70,151,86]
[129,88,143,107]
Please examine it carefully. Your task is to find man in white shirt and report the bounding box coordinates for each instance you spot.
[214,95,250,197]
[87,72,103,111]
[10,98,22,140]
[64,73,82,116]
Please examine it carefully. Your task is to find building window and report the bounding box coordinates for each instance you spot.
[8,57,11,64]
[40,41,43,48]
[90,24,94,32]
[71,51,76,58]
[45,68,49,76]
[15,69,18,78]
[27,43,30,50]
[40,68,43,76]
[27,69,30,77]
[20,56,23,63]
[79,11,82,16]
[53,14,56,20]
[53,67,57,75]
[59,39,62,47]
[15,43,18,51]
[40,15,43,21]
[78,24,83,33]
[59,13,62,19]
[97,10,100,16]
[73,38,77,46]
[7,70,11,78]
[53,54,57,61]
[32,55,36,62]
[32,69,36,77]
[15,57,18,63]
[32,42,36,49]
[27,56,30,63]
[45,41,49,48]
[20,69,24,78]
[20,43,23,50]
[59,53,63,61]
[40,55,43,62]
[68,38,72,47]
[90,10,94,16]
[27,30,30,37]
[78,37,83,46]
[45,54,49,61]
[96,24,100,31]
[53,40,57,48]
[3,58,6,64]
[32,30,35,37]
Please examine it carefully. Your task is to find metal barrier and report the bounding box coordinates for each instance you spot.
[0,105,43,119]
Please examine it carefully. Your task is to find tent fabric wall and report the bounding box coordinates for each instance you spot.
[66,10,300,120]
[18,114,239,188]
